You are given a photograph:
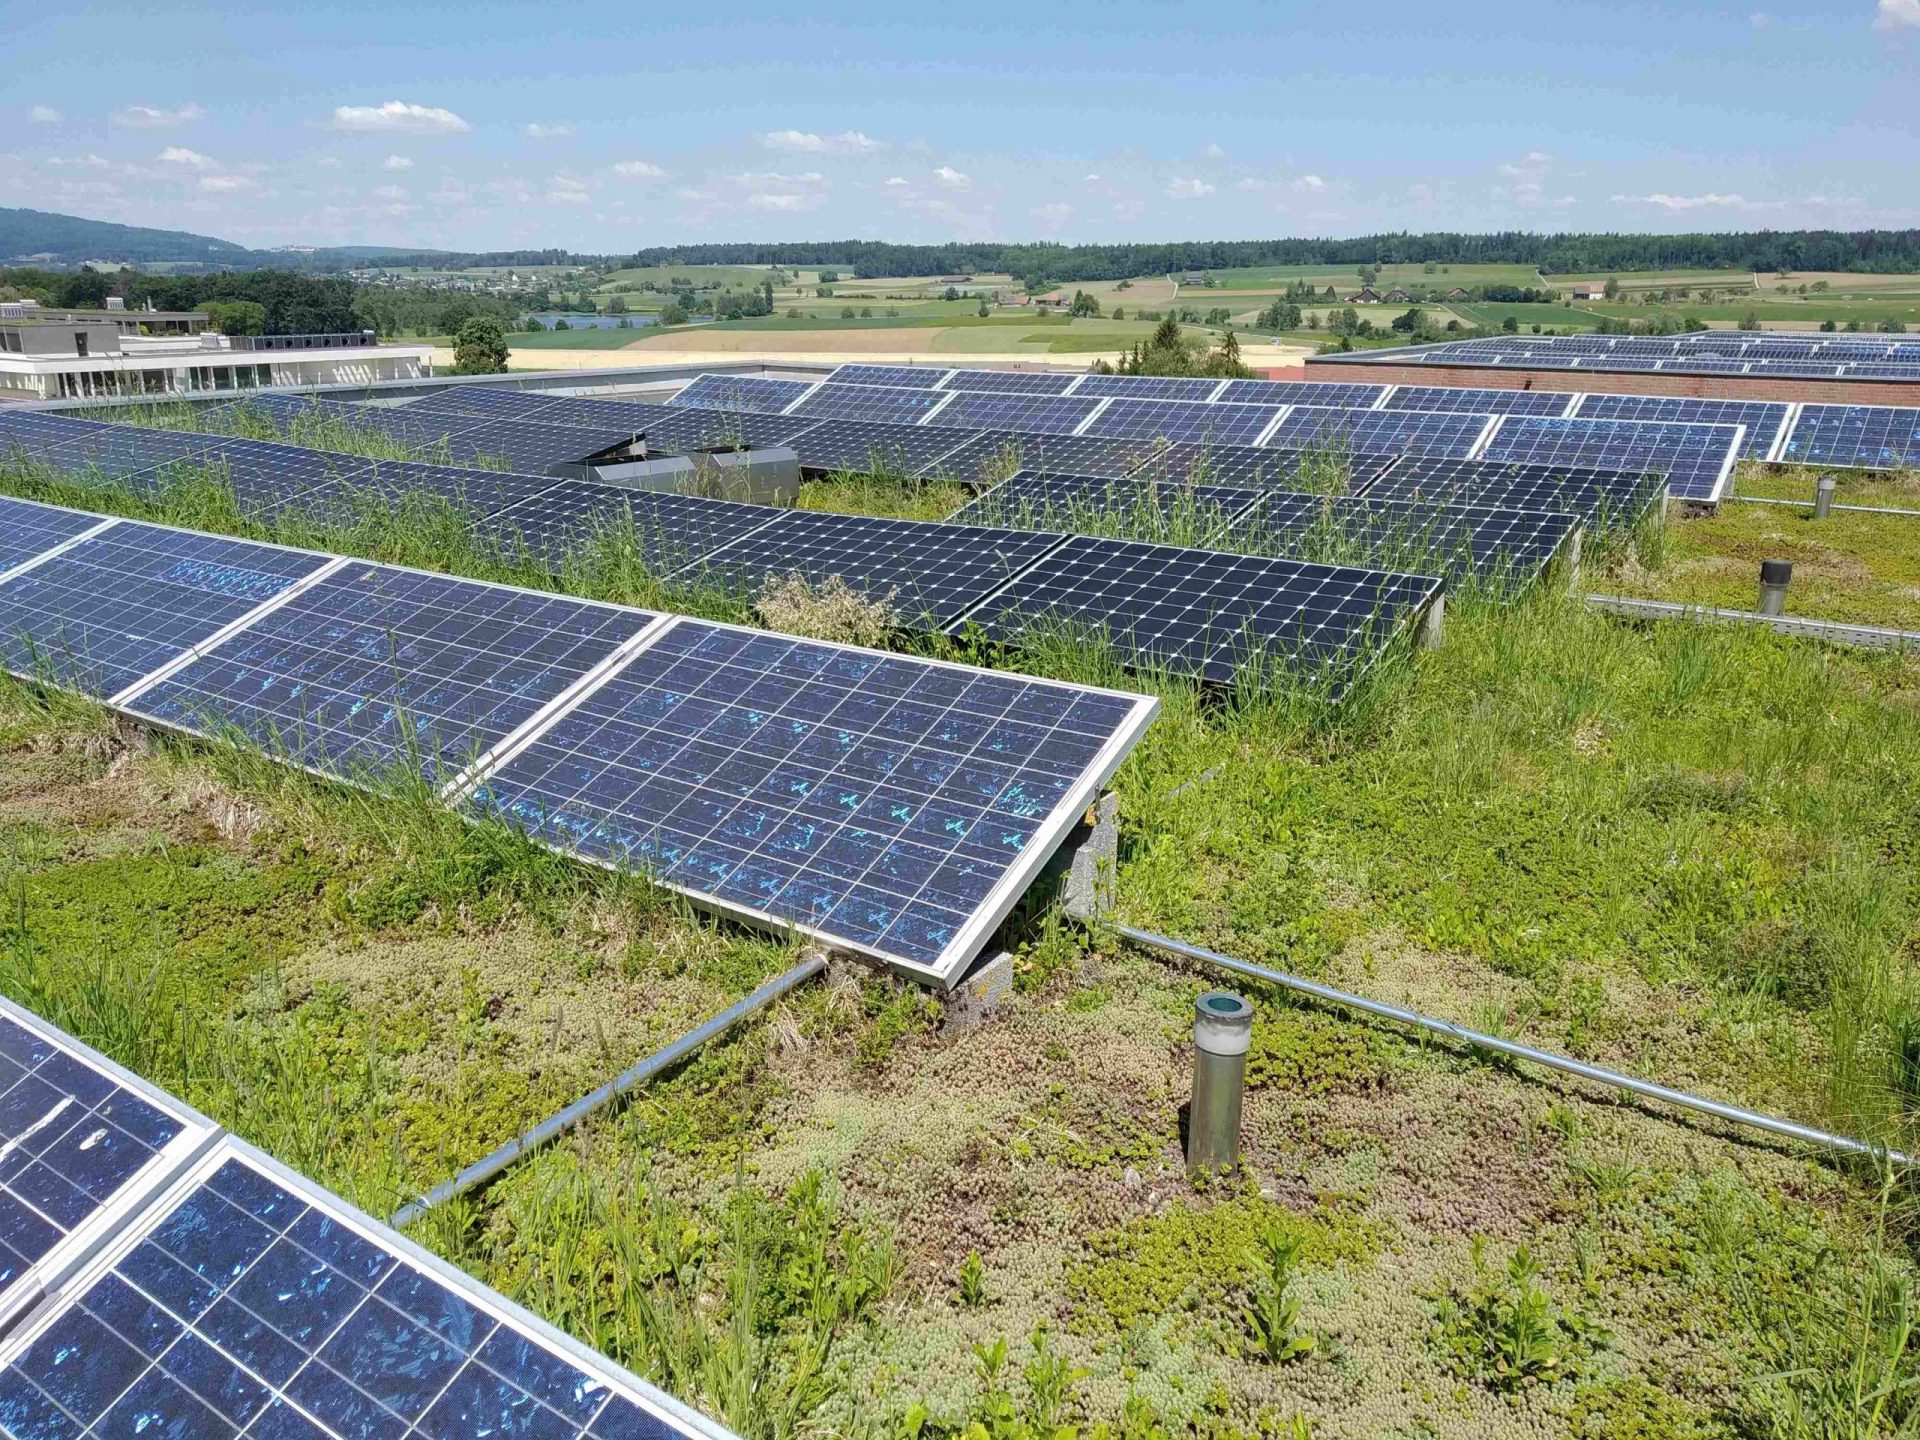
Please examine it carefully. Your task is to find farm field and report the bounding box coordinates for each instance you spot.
[2,437,1915,1439]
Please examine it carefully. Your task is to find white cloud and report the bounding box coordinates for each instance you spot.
[1611,191,1757,210]
[113,102,203,128]
[613,159,667,179]
[934,165,970,188]
[1295,173,1327,192]
[331,101,470,133]
[1749,11,1771,24]
[524,122,574,139]
[1031,200,1073,234]
[381,155,414,171]
[884,175,908,186]
[1083,174,1102,182]
[759,129,881,154]
[1202,142,1226,159]
[1165,177,1215,199]
[1409,182,1435,201]
[157,146,213,167]
[749,192,809,211]
[731,170,825,186]
[28,105,62,124]
[199,174,254,193]
[1495,153,1573,208]
[1113,199,1146,220]
[371,183,410,201]
[546,174,591,204]
[1875,0,1920,27]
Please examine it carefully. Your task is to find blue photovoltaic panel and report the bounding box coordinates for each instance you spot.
[0,1138,732,1440]
[1367,455,1666,532]
[929,391,1102,436]
[680,511,1066,628]
[506,398,681,433]
[397,387,571,422]
[1128,443,1402,491]
[958,536,1441,688]
[936,370,1080,395]
[782,420,975,475]
[787,384,956,425]
[428,419,641,473]
[1573,395,1791,459]
[1213,380,1387,408]
[1381,387,1574,417]
[1264,406,1489,458]
[669,375,815,413]
[946,469,1262,535]
[632,409,821,453]
[317,460,562,522]
[1848,363,1920,380]
[0,497,105,576]
[129,565,655,784]
[1083,399,1282,445]
[0,523,329,699]
[1220,491,1576,585]
[1071,375,1222,401]
[0,999,209,1321]
[1480,416,1742,503]
[1657,357,1750,374]
[471,619,1155,979]
[827,364,951,389]
[486,482,781,573]
[1778,404,1920,469]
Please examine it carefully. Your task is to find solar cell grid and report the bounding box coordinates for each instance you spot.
[1779,404,1920,469]
[1263,406,1489,458]
[1847,363,1920,379]
[1071,375,1222,401]
[316,460,562,522]
[1381,387,1574,417]
[1212,380,1386,408]
[470,618,1155,978]
[936,370,1081,395]
[1480,416,1741,503]
[0,1137,729,1440]
[1572,394,1791,459]
[787,383,956,425]
[397,387,570,422]
[1222,491,1577,585]
[1656,357,1750,373]
[1369,455,1665,531]
[946,468,1262,535]
[0,523,330,699]
[783,419,975,475]
[1130,443,1402,492]
[486,481,782,573]
[1084,399,1283,445]
[439,419,641,472]
[907,430,1156,483]
[679,510,1067,628]
[929,391,1102,436]
[958,536,1441,689]
[828,364,952,390]
[128,565,656,784]
[633,409,821,453]
[514,397,682,432]
[147,438,378,516]
[0,497,108,576]
[669,375,815,414]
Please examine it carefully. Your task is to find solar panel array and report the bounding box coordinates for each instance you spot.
[787,383,956,426]
[1265,406,1491,458]
[0,997,738,1440]
[1778,404,1920,467]
[1317,330,1920,382]
[1568,394,1792,459]
[1370,455,1669,531]
[1480,416,1743,502]
[1083,399,1283,445]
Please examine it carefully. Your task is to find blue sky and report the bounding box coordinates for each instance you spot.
[5,0,1917,251]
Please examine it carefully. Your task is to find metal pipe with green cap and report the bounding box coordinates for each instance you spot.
[1758,558,1793,617]
[1188,990,1254,1176]
[1813,473,1837,521]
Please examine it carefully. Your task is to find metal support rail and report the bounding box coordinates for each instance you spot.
[392,953,828,1227]
[1113,923,1912,1169]
[1583,593,1920,651]
[1728,493,1920,520]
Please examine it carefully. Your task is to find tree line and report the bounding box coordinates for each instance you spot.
[0,266,361,334]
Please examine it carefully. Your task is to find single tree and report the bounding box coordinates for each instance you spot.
[451,316,510,374]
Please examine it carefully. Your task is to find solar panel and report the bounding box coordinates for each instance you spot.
[936,370,1082,395]
[782,420,975,476]
[1373,456,1665,531]
[1220,491,1576,586]
[1381,387,1574,417]
[1127,443,1402,491]
[1212,380,1387,408]
[1480,416,1742,503]
[1847,363,1920,379]
[469,618,1155,981]
[629,409,821,454]
[1264,407,1489,458]
[928,392,1102,436]
[679,510,1067,628]
[1071,375,1222,401]
[957,536,1441,689]
[909,430,1038,487]
[126,565,657,785]
[144,439,379,517]
[397,387,571,422]
[827,364,952,390]
[909,431,1147,483]
[436,420,641,473]
[947,469,1262,540]
[786,384,956,426]
[0,523,332,700]
[0,496,113,576]
[1778,404,1920,469]
[1656,357,1750,374]
[1083,399,1283,446]
[1745,359,1848,378]
[486,482,783,574]
[319,460,562,522]
[0,1135,734,1440]
[1573,395,1791,459]
[669,375,815,414]
[0,997,215,1331]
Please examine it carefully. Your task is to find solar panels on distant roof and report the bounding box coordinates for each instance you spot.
[1571,394,1791,459]
[930,391,1102,435]
[1367,455,1666,531]
[1480,416,1743,503]
[1221,491,1577,586]
[1264,406,1490,458]
[1083,399,1282,446]
[1381,386,1575,417]
[783,420,975,476]
[469,618,1156,981]
[1848,362,1920,379]
[957,536,1440,689]
[937,369,1082,395]
[126,565,657,785]
[1072,374,1222,401]
[828,363,952,389]
[1778,404,1920,469]
[0,996,215,1332]
[680,510,1066,628]
[0,497,107,577]
[0,1135,735,1440]
[786,383,956,425]
[0,522,331,699]
[669,375,815,413]
[486,481,782,574]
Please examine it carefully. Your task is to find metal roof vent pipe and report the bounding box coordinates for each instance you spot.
[1813,473,1837,521]
[1758,558,1793,617]
[1187,990,1254,1178]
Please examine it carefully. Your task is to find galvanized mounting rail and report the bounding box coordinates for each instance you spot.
[1729,493,1920,521]
[392,954,827,1228]
[1114,923,1912,1170]
[1584,593,1920,652]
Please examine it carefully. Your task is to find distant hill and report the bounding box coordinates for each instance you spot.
[0,207,251,265]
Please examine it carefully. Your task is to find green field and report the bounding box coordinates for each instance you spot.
[1201,261,1546,292]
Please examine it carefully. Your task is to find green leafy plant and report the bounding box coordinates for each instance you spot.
[957,1248,988,1309]
[1245,1223,1318,1364]
[1430,1239,1608,1391]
